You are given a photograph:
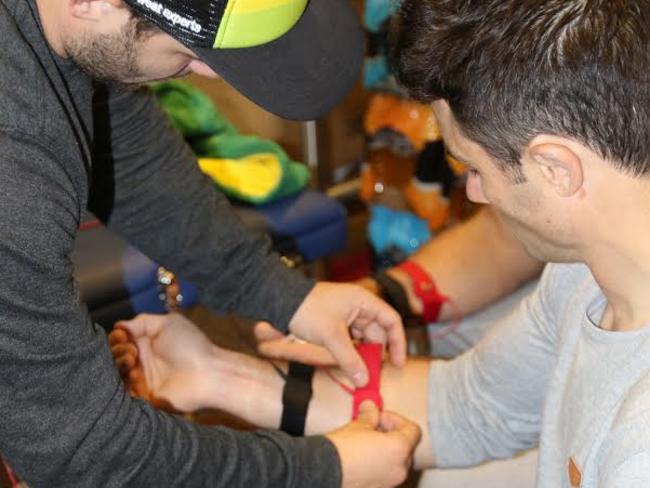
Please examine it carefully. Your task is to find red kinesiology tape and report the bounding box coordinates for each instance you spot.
[352,343,384,419]
[396,260,449,323]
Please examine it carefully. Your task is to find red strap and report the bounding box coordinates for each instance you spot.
[352,343,384,419]
[396,261,449,323]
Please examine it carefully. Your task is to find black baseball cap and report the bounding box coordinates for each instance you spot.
[123,0,364,120]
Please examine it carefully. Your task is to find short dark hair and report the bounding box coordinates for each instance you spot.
[391,0,650,178]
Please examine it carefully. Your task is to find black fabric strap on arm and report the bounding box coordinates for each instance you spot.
[280,361,315,436]
[374,271,416,324]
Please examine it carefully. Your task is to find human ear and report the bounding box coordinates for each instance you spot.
[528,142,583,197]
[69,0,123,21]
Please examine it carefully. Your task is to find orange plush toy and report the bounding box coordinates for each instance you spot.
[361,93,465,232]
[364,92,440,152]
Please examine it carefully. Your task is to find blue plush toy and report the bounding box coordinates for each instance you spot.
[364,0,402,32]
[368,205,432,260]
[363,56,390,90]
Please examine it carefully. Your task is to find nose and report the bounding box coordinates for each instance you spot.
[188,60,219,79]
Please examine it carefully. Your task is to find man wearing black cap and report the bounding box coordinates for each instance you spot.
[0,0,420,486]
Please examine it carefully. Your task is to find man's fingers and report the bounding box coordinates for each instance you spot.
[356,294,406,368]
[116,314,166,339]
[354,323,386,344]
[257,339,337,366]
[325,329,369,387]
[111,342,139,377]
[111,342,138,358]
[379,410,422,448]
[108,328,129,346]
[115,354,137,375]
[368,299,406,368]
[253,322,285,342]
[355,400,380,428]
[350,328,364,340]
[128,367,143,384]
[385,315,407,367]
[379,410,405,431]
[255,323,339,365]
[127,368,150,398]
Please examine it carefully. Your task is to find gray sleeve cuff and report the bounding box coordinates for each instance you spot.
[246,431,342,488]
[289,434,343,488]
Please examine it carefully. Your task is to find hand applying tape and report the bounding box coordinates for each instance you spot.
[352,343,384,419]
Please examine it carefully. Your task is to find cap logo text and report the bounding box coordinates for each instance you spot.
[135,0,203,34]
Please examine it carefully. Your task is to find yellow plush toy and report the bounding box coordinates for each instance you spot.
[198,154,283,201]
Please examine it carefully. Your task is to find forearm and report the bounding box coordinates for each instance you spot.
[201,349,434,469]
[0,133,334,486]
[95,86,312,329]
[310,360,433,469]
[388,206,543,321]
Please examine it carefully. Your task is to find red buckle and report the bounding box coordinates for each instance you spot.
[396,261,449,323]
[352,343,383,419]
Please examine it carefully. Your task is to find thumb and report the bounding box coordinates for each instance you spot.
[253,321,285,342]
[379,411,422,446]
[258,339,337,366]
[117,314,165,339]
[356,400,380,429]
[325,329,368,387]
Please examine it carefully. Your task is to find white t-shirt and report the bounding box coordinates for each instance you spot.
[428,263,650,487]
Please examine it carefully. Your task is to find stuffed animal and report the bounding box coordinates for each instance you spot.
[361,92,465,234]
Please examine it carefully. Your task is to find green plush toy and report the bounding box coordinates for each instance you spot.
[151,80,309,204]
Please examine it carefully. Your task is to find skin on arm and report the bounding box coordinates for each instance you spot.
[111,314,433,470]
[360,206,543,321]
[308,356,433,469]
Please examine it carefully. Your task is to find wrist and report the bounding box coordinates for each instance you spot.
[393,261,451,323]
[385,268,423,315]
[203,347,284,429]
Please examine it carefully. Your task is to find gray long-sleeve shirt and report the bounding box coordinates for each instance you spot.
[0,0,341,486]
[428,263,650,487]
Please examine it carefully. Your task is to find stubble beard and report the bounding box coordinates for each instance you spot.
[63,18,147,87]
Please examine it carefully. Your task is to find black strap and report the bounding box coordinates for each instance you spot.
[269,360,288,381]
[280,362,315,436]
[374,271,419,326]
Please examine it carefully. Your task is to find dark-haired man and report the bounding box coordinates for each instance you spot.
[0,0,421,486]
[393,2,650,484]
[114,1,650,486]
